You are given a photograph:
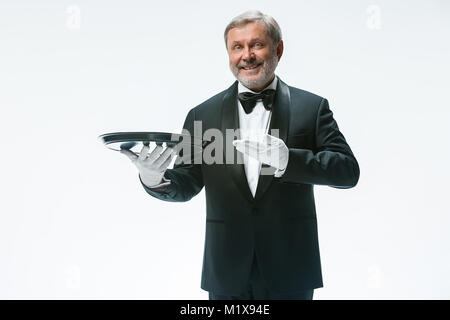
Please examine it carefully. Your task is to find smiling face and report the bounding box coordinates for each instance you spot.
[226,22,283,92]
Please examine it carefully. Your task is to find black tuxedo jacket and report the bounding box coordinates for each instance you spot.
[140,77,360,295]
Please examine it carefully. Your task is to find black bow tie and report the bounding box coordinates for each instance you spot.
[238,89,276,114]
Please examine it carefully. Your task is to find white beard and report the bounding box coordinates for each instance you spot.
[230,53,279,91]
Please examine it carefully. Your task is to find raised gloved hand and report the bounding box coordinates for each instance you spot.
[120,144,176,187]
[232,133,289,176]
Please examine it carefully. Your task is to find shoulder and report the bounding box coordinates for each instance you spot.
[287,84,324,106]
[187,83,235,118]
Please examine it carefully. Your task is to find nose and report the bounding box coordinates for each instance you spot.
[242,46,254,62]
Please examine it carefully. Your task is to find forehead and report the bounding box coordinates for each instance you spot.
[227,22,270,43]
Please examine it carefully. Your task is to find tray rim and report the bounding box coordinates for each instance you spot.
[98,131,207,146]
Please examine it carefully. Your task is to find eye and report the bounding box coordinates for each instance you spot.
[233,45,242,50]
[254,42,263,47]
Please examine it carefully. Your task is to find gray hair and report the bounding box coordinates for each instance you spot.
[224,10,282,49]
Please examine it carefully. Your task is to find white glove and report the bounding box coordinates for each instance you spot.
[121,144,176,187]
[232,133,289,177]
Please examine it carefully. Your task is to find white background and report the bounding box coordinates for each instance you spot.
[1,0,449,299]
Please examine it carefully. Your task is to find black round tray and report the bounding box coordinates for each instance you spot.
[98,131,207,153]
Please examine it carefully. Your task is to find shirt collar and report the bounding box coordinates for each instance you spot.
[238,75,278,94]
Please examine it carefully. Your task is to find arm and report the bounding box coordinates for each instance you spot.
[279,98,360,188]
[140,108,205,201]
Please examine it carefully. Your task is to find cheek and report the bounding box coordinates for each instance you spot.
[259,50,273,62]
[229,56,240,67]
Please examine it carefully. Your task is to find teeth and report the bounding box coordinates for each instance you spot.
[243,65,259,70]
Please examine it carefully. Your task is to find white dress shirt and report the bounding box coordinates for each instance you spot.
[237,75,278,197]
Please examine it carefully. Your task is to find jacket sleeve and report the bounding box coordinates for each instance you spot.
[279,98,360,188]
[140,108,204,201]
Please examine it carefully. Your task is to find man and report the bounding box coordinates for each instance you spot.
[121,10,360,300]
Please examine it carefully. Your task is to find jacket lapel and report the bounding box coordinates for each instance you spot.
[221,81,255,203]
[254,78,291,201]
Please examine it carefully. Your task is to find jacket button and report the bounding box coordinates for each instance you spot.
[252,207,258,215]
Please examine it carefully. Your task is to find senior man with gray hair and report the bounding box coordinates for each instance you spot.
[121,10,360,300]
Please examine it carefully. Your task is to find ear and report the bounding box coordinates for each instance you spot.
[276,40,284,61]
